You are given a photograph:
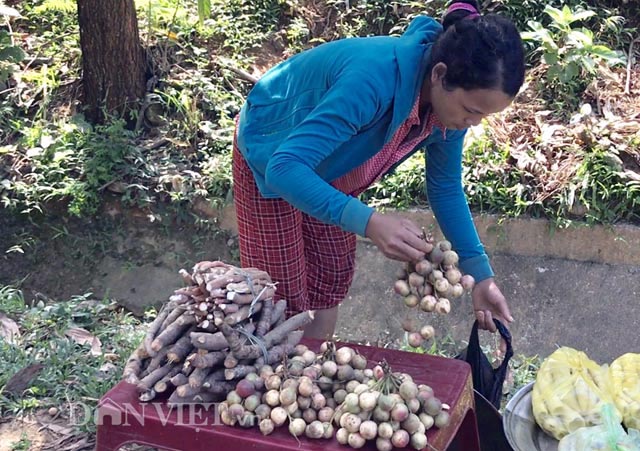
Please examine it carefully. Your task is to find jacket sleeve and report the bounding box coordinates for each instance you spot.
[264,74,386,236]
[425,129,494,282]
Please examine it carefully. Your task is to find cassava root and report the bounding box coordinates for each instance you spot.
[123,261,308,405]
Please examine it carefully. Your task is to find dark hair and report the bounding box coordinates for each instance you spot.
[430,0,525,97]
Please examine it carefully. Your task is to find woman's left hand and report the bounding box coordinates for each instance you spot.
[471,278,513,332]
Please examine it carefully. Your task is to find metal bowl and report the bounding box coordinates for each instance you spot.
[503,381,559,451]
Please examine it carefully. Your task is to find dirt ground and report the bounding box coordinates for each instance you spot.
[0,410,95,451]
[0,204,237,316]
[0,419,48,451]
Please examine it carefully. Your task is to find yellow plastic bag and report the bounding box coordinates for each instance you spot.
[610,353,640,430]
[558,404,640,451]
[532,347,619,440]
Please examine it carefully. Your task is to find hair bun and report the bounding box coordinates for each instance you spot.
[443,1,481,29]
[430,2,525,98]
[446,2,479,16]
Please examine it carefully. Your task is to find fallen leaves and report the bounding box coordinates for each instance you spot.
[3,363,44,396]
[0,312,20,344]
[64,327,102,357]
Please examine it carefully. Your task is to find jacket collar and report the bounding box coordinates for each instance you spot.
[387,16,443,142]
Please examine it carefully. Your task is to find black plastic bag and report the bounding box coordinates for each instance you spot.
[456,319,513,410]
[447,390,514,451]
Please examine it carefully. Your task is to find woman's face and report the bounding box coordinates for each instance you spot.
[428,63,513,130]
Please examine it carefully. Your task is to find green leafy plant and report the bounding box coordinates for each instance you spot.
[460,125,640,227]
[0,4,25,84]
[572,147,640,224]
[9,433,31,451]
[323,0,428,40]
[1,118,149,216]
[0,285,26,315]
[491,0,633,61]
[203,0,285,53]
[360,153,427,210]
[284,16,310,53]
[197,0,211,26]
[462,131,534,219]
[522,5,625,108]
[0,289,144,432]
[503,354,541,409]
[33,0,76,13]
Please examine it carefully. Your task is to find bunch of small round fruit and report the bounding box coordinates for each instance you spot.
[393,234,475,348]
[219,341,452,450]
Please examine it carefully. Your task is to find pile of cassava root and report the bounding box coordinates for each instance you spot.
[122,261,314,405]
[394,233,475,349]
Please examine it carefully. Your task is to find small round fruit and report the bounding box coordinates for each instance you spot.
[408,332,424,348]
[419,325,435,340]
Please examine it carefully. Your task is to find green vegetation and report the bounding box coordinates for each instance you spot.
[9,433,32,451]
[0,29,25,84]
[0,286,145,432]
[0,0,637,229]
[522,4,625,109]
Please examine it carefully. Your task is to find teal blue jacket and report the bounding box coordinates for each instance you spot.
[236,16,493,281]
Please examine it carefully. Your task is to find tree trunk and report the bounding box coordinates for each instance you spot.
[77,0,146,124]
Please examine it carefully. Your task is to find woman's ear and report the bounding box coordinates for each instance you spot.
[430,62,448,84]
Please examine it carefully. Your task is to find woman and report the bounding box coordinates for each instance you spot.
[232,0,525,339]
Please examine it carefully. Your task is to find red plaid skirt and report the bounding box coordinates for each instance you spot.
[232,143,357,316]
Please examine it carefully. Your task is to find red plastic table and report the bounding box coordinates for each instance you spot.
[96,338,480,451]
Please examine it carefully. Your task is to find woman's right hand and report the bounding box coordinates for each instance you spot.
[365,212,431,262]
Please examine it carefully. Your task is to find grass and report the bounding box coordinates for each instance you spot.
[0,286,147,433]
[9,434,32,451]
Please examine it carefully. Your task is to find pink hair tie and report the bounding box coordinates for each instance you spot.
[446,2,480,19]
